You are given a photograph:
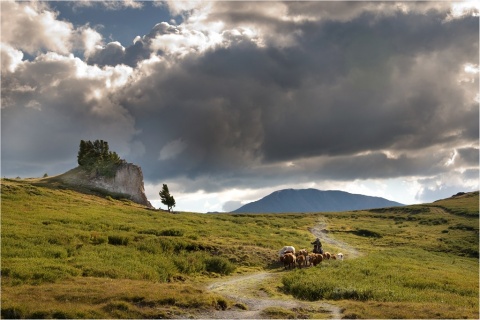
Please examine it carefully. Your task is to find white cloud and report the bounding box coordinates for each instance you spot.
[447,0,480,20]
[163,1,212,17]
[77,26,104,57]
[0,42,24,73]
[415,170,479,202]
[150,27,212,58]
[1,1,74,55]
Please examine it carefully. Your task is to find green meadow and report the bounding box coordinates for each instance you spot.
[1,178,478,319]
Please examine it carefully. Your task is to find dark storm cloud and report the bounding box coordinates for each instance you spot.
[115,8,478,189]
[1,1,478,202]
[457,148,480,166]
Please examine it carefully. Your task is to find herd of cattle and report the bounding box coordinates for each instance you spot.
[278,246,344,269]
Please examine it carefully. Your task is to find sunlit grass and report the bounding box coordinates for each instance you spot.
[1,178,478,318]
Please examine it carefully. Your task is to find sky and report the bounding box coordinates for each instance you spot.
[1,1,479,213]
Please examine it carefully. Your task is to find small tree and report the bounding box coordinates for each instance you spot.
[159,184,176,212]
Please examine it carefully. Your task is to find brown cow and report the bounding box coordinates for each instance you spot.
[283,252,296,269]
[296,254,306,268]
[309,253,323,266]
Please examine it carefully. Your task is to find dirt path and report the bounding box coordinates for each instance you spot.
[194,221,361,319]
[197,271,342,319]
[309,220,362,259]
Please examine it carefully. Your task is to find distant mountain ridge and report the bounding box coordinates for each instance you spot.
[232,188,404,213]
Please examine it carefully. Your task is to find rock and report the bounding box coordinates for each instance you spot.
[53,163,153,208]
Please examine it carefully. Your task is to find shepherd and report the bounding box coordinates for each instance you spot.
[311,237,323,254]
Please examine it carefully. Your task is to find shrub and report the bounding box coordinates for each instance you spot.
[108,235,129,246]
[261,307,295,319]
[4,260,81,285]
[2,306,25,319]
[174,253,206,274]
[205,257,235,275]
[419,218,448,226]
[138,229,184,237]
[160,229,184,237]
[351,229,382,238]
[137,239,160,254]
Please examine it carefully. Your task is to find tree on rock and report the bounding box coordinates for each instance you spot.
[77,139,123,177]
[159,184,176,212]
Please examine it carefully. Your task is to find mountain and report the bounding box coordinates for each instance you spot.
[232,188,404,213]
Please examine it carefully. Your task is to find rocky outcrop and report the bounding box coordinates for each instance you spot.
[53,163,153,208]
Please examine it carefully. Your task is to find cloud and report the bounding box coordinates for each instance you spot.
[415,169,479,202]
[1,52,139,177]
[0,43,24,73]
[457,147,480,166]
[113,7,477,187]
[1,1,478,207]
[78,26,104,57]
[159,138,187,160]
[87,41,126,66]
[86,21,193,67]
[1,1,74,55]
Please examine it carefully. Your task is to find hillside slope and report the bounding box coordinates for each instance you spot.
[1,180,478,319]
[233,188,404,213]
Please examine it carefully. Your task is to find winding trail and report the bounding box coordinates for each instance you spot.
[309,220,362,259]
[195,221,361,319]
[200,272,341,319]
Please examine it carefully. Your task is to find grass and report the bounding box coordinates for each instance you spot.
[282,250,477,309]
[279,199,479,318]
[430,191,480,217]
[1,277,230,319]
[1,178,478,318]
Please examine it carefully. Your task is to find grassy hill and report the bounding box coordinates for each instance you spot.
[1,178,478,318]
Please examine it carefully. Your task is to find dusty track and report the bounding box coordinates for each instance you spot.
[197,271,342,319]
[309,221,362,259]
[195,222,360,319]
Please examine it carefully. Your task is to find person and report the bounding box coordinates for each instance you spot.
[311,238,323,254]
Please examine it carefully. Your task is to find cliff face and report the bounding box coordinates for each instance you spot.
[92,163,152,207]
[55,163,153,208]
